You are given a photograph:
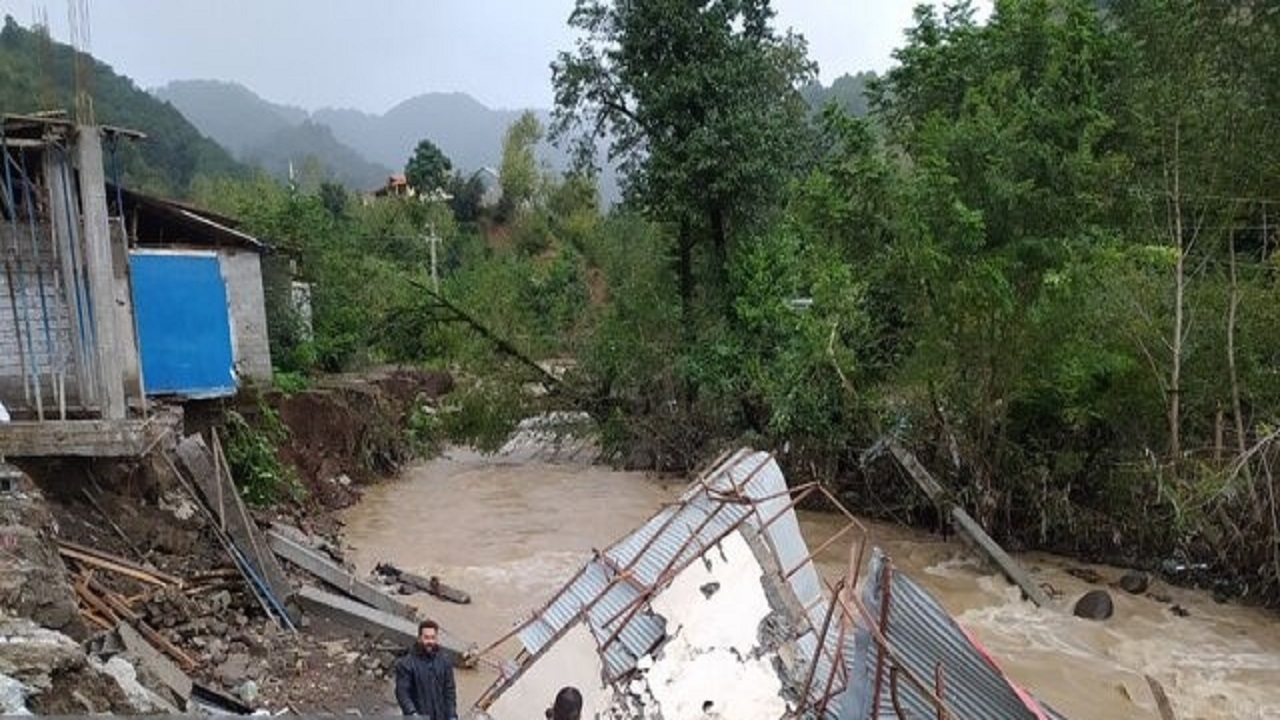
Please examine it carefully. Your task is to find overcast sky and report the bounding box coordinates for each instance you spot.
[0,1,990,113]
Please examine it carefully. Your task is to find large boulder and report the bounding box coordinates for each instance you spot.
[1073,589,1114,621]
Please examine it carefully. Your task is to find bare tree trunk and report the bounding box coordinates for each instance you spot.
[1228,230,1248,461]
[1214,404,1224,465]
[1229,216,1259,511]
[1168,122,1184,464]
[677,219,693,340]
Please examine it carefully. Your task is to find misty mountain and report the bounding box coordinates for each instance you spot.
[155,79,625,198]
[154,79,392,189]
[314,93,528,174]
[245,121,392,190]
[154,79,306,155]
[0,17,244,196]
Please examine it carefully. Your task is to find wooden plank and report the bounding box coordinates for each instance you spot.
[58,543,177,587]
[0,419,150,456]
[267,529,415,619]
[58,538,180,584]
[887,441,1052,609]
[77,576,196,670]
[175,434,294,606]
[295,585,475,669]
[74,580,120,624]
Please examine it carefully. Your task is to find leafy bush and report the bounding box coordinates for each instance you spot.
[222,406,304,507]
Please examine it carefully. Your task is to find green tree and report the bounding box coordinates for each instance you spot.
[404,139,453,194]
[498,111,544,219]
[551,0,816,326]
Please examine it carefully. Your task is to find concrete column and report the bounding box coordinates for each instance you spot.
[74,126,126,420]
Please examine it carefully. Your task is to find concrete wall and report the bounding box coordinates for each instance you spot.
[614,530,790,719]
[219,250,272,385]
[485,623,612,720]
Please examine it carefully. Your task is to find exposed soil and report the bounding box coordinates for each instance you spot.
[259,366,453,511]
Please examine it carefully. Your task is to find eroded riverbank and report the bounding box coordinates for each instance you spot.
[341,448,1280,719]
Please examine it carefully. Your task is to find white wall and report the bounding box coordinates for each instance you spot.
[485,623,612,720]
[219,250,272,385]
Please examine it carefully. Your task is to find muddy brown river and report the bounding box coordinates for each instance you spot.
[341,448,1280,719]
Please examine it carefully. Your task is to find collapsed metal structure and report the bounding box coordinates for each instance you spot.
[475,449,1063,719]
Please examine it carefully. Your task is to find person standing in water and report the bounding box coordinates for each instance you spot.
[394,619,457,719]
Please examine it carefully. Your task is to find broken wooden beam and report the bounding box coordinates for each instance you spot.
[267,528,416,619]
[75,575,198,671]
[375,562,471,605]
[887,440,1052,608]
[56,540,180,587]
[295,585,475,668]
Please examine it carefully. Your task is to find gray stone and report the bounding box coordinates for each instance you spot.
[1073,589,1114,620]
[216,653,251,686]
[237,679,258,704]
[1118,571,1150,594]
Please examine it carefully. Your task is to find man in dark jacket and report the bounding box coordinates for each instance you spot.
[394,619,457,719]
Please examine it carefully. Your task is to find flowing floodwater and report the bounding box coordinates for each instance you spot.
[341,448,1280,719]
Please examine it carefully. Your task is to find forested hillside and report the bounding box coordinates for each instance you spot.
[0,16,244,195]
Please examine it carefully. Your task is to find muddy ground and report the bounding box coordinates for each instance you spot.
[5,366,451,714]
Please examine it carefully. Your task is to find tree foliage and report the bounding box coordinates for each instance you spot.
[552,0,816,319]
[404,138,453,194]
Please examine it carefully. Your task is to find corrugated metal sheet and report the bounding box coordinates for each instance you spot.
[509,449,827,687]
[839,549,1062,720]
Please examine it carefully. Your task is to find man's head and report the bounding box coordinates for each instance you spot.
[547,686,582,720]
[417,619,439,654]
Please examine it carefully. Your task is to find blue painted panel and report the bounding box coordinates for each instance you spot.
[129,251,236,396]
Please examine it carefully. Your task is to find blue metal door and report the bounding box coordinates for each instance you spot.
[129,250,236,397]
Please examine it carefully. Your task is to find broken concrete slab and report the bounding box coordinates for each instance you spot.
[267,529,416,619]
[0,617,85,692]
[174,433,296,624]
[295,585,475,668]
[94,656,179,714]
[116,623,192,705]
[0,671,30,715]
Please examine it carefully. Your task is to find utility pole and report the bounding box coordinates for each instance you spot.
[425,224,441,292]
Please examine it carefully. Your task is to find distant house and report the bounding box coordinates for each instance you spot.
[374,173,416,199]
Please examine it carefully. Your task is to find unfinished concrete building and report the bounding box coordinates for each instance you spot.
[0,114,156,457]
